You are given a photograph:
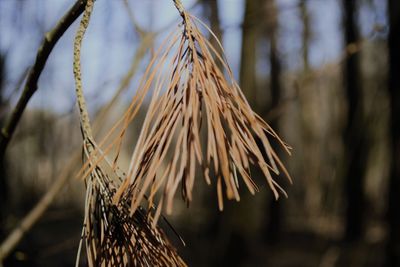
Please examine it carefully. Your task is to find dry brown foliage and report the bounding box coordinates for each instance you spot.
[79,0,292,225]
[76,142,185,266]
[73,1,186,266]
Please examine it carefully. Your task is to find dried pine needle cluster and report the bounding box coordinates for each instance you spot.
[74,0,291,265]
[77,160,185,266]
[76,143,185,266]
[73,1,185,266]
[80,0,292,222]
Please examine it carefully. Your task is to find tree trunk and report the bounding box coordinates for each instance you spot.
[263,0,283,244]
[200,2,248,266]
[0,53,7,240]
[201,0,223,71]
[386,0,400,265]
[239,0,260,105]
[300,0,310,73]
[207,0,222,48]
[342,0,367,242]
[209,1,261,265]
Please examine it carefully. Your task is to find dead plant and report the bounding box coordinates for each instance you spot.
[79,0,292,223]
[73,1,186,266]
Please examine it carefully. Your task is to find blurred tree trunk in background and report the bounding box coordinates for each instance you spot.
[201,0,224,73]
[263,0,283,245]
[239,0,259,105]
[342,0,367,242]
[298,0,322,224]
[300,0,310,73]
[386,0,400,265]
[199,1,230,264]
[0,54,7,239]
[211,1,261,265]
[202,2,249,266]
[205,0,222,57]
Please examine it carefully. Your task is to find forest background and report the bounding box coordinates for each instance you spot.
[0,0,399,266]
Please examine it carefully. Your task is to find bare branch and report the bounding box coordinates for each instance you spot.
[0,29,152,263]
[0,155,79,261]
[0,0,87,157]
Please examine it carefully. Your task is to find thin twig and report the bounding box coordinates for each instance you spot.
[0,25,150,264]
[0,0,87,157]
[0,154,79,261]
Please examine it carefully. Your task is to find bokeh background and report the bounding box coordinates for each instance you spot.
[0,0,399,266]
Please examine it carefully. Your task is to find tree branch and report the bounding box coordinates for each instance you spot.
[0,0,87,157]
[0,155,79,262]
[0,27,151,262]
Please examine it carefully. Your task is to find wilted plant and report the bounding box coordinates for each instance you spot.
[0,0,291,265]
[73,1,186,266]
[74,0,292,265]
[80,0,292,223]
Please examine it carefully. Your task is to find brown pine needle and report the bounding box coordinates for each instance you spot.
[73,1,186,266]
[81,0,292,224]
